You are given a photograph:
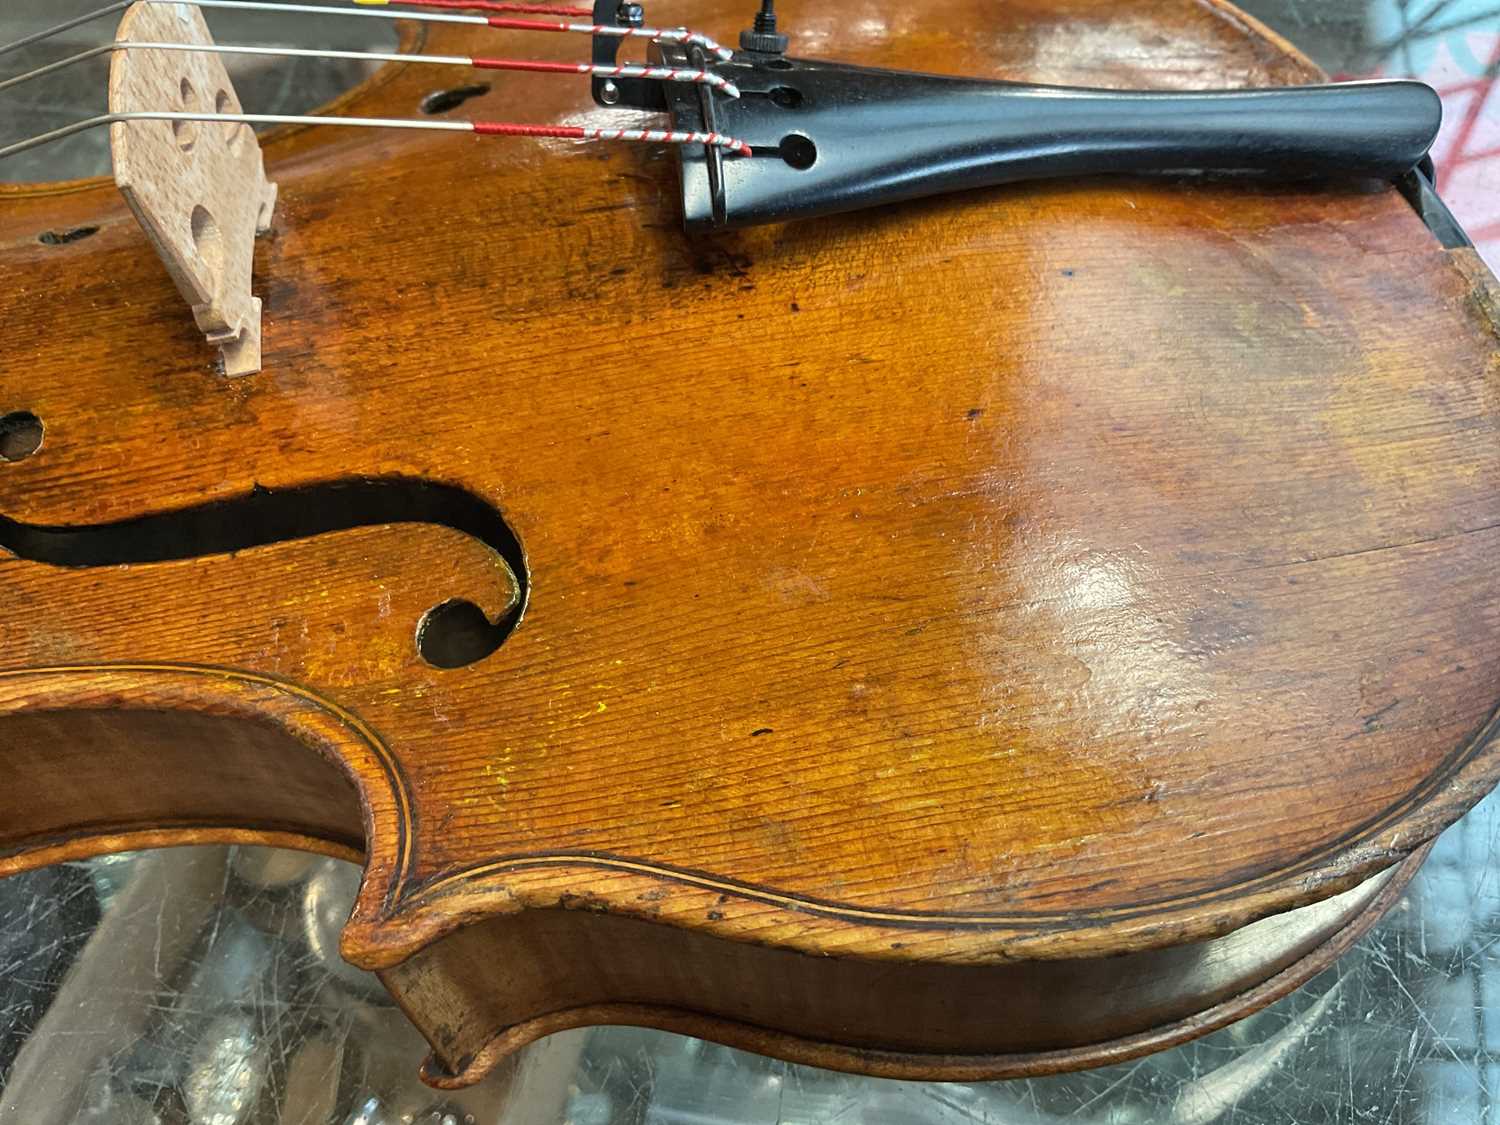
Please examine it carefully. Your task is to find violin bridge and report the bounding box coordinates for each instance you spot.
[107,1,277,377]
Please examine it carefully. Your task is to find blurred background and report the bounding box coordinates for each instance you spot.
[3,1,1500,1122]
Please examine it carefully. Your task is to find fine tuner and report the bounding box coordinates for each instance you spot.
[0,0,1447,375]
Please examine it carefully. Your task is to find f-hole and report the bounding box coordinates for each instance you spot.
[0,479,530,669]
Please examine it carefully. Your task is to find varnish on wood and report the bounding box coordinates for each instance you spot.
[1,0,1498,1088]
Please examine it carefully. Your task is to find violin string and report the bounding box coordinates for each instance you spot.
[0,0,747,163]
[373,0,594,13]
[0,39,740,97]
[353,0,735,60]
[0,2,131,60]
[0,1,732,64]
[0,110,752,160]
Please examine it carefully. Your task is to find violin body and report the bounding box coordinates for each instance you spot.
[3,0,1500,1086]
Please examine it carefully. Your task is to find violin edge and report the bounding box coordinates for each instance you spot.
[0,658,1466,1091]
[0,654,1489,972]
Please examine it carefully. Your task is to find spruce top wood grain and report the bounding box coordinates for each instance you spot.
[1,0,1498,1087]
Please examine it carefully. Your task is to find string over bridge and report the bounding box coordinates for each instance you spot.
[0,0,753,373]
[0,40,741,98]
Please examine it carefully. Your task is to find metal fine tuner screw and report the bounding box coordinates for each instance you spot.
[740,0,789,55]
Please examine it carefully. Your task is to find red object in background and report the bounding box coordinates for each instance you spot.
[1430,36,1500,256]
[1353,31,1500,266]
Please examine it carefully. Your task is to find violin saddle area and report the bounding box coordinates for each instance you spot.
[108,0,277,376]
[2,0,1500,1097]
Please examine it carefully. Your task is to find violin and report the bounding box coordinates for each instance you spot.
[2,0,1498,1091]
